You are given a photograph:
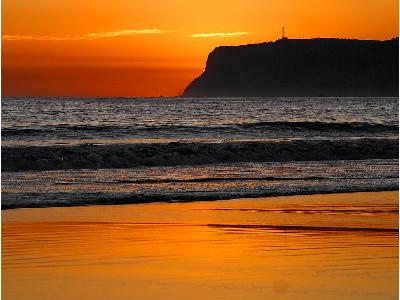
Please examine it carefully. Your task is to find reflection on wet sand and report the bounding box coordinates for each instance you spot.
[2,192,398,300]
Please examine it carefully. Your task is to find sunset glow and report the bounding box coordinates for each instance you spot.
[2,29,172,41]
[2,0,399,97]
[190,32,249,38]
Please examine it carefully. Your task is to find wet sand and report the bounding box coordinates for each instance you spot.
[2,191,398,300]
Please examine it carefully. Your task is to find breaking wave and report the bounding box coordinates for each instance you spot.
[2,138,398,171]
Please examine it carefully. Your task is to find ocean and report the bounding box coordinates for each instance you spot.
[2,97,398,146]
[2,97,398,299]
[1,96,398,208]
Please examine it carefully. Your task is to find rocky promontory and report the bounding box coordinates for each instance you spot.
[183,38,399,97]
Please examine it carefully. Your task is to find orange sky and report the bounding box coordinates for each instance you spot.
[2,0,399,97]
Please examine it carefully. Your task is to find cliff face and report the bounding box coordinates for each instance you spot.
[183,38,399,97]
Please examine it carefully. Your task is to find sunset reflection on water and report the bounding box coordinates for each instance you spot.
[2,192,398,300]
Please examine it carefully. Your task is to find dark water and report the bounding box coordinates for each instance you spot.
[2,159,398,209]
[2,97,398,146]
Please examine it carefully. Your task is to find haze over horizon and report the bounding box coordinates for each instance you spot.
[2,0,399,97]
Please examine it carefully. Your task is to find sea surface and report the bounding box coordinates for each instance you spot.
[1,97,398,209]
[2,97,398,299]
[2,97,398,146]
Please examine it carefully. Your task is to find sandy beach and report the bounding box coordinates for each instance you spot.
[2,191,398,300]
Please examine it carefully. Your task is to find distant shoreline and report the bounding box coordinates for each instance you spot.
[2,95,399,100]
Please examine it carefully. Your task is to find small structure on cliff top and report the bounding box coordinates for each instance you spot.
[282,26,288,40]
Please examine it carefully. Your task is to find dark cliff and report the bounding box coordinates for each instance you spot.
[183,38,399,97]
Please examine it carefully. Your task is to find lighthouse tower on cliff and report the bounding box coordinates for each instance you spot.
[281,26,288,40]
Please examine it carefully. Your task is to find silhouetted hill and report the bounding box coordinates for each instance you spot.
[183,38,399,97]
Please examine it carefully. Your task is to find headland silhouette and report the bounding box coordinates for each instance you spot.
[183,37,399,97]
